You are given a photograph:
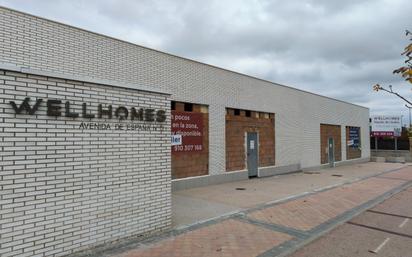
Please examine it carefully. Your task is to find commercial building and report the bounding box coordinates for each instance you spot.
[0,7,370,257]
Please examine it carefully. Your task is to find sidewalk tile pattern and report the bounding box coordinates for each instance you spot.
[371,186,412,217]
[108,167,412,257]
[121,219,292,257]
[247,176,405,231]
[379,168,412,181]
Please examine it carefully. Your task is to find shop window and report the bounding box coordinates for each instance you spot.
[234,109,241,116]
[245,110,251,117]
[171,101,176,110]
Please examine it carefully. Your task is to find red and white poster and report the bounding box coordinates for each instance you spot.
[371,115,402,137]
[171,111,204,153]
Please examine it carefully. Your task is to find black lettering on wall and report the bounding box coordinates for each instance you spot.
[10,97,167,123]
[65,101,79,118]
[144,109,154,121]
[9,97,42,115]
[145,109,155,121]
[47,100,62,117]
[82,103,95,119]
[130,107,144,121]
[156,110,166,122]
[98,104,112,119]
[115,106,129,120]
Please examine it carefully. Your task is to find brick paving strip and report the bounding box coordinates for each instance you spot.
[71,166,412,257]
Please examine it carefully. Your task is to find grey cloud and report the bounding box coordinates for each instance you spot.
[0,0,411,119]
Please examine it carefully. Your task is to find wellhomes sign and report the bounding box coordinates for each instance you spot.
[9,97,167,131]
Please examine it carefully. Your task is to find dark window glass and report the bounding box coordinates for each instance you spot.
[171,101,176,110]
[245,110,251,117]
[184,103,193,112]
[234,109,240,116]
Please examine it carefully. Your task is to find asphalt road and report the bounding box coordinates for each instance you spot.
[289,186,412,257]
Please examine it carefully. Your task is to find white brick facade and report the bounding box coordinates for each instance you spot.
[0,6,370,256]
[0,70,171,257]
[0,7,370,176]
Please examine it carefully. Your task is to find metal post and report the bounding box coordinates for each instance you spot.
[375,137,378,150]
[395,137,398,151]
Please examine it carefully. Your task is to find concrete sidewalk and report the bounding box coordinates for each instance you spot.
[73,163,412,257]
[173,162,406,228]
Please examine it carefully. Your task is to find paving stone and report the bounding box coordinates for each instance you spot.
[85,166,412,257]
[247,174,406,231]
[119,219,292,257]
[379,168,412,181]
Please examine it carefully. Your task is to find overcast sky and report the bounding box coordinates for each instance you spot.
[1,0,411,123]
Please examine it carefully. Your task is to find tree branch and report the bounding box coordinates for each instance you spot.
[377,85,412,106]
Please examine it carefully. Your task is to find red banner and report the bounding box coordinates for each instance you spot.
[171,111,203,153]
[371,131,394,137]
